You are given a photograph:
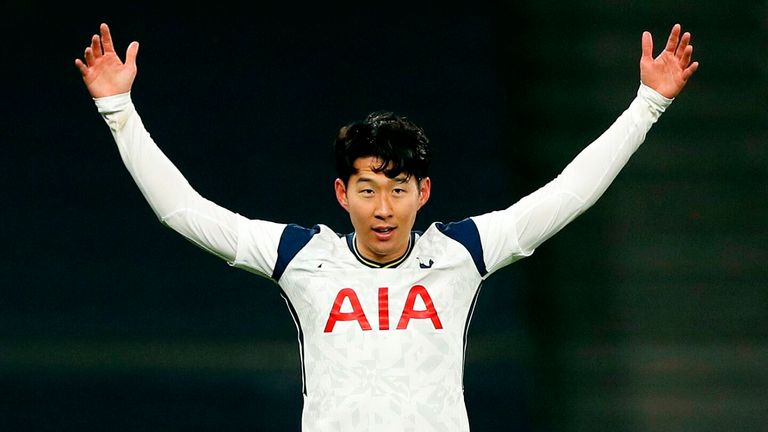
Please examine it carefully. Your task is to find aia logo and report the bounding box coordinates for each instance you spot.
[324,285,443,333]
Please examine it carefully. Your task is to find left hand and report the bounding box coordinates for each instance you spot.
[640,24,699,98]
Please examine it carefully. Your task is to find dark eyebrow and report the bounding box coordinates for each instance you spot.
[354,175,409,185]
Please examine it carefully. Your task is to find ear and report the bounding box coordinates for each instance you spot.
[417,177,431,209]
[334,178,350,211]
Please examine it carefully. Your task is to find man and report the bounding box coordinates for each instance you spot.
[75,23,697,431]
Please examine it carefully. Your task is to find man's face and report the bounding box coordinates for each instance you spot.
[335,156,431,264]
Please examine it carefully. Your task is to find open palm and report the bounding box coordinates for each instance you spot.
[640,24,699,99]
[75,23,139,98]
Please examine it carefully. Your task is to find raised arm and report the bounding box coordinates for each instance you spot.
[75,24,284,275]
[473,24,698,275]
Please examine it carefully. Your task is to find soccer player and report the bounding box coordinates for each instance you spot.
[75,22,698,431]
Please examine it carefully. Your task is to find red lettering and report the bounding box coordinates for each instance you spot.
[378,287,389,330]
[324,286,443,333]
[396,285,443,330]
[324,288,372,333]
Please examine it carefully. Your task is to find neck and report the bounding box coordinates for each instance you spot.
[350,233,412,269]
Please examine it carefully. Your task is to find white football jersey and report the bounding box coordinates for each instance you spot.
[233,219,508,432]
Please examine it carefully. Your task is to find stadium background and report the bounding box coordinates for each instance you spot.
[2,1,766,431]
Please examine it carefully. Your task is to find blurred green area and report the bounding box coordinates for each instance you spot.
[495,1,768,431]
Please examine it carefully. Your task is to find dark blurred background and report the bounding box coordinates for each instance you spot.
[2,1,766,431]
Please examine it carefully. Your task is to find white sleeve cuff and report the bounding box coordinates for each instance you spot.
[638,83,674,113]
[94,92,132,114]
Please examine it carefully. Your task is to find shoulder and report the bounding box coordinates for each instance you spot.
[273,224,345,280]
[419,219,487,276]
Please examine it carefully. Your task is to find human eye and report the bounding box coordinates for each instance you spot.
[359,188,375,196]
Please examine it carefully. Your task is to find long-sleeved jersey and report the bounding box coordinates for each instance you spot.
[95,84,671,431]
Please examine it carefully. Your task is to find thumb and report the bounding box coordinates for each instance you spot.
[125,41,139,67]
[641,31,653,61]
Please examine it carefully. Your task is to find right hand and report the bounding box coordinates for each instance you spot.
[639,23,699,99]
[75,23,139,98]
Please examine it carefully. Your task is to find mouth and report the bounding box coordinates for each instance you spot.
[372,226,396,240]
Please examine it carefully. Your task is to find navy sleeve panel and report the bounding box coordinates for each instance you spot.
[273,224,321,281]
[436,219,487,277]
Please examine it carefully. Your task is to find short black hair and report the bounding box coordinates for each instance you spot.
[334,111,431,185]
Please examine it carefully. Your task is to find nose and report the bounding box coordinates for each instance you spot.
[373,194,393,219]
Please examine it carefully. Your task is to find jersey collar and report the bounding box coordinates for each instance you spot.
[345,232,416,269]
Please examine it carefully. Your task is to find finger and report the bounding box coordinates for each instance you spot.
[100,23,116,54]
[641,31,653,60]
[74,58,88,75]
[125,41,140,67]
[664,23,681,54]
[680,45,694,67]
[682,61,699,82]
[676,32,691,59]
[84,46,95,66]
[90,34,102,57]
